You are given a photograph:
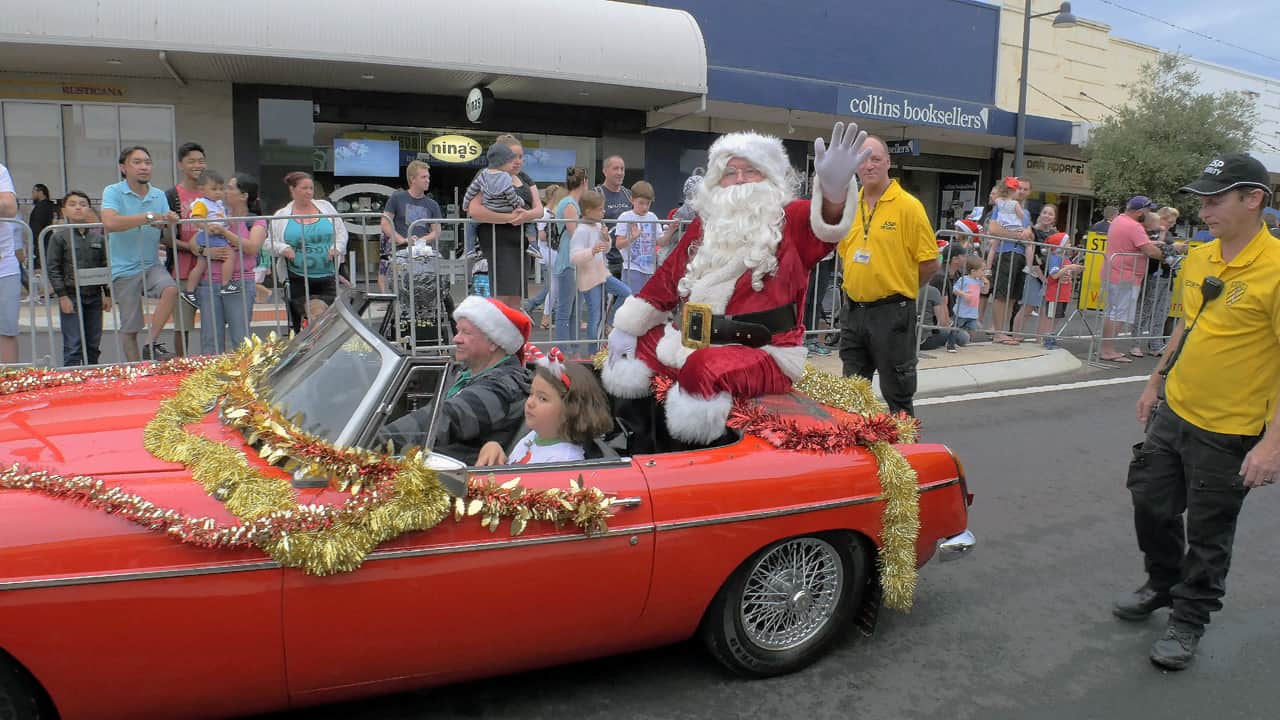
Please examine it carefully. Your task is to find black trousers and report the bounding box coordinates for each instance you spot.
[1127,403,1259,628]
[837,297,918,416]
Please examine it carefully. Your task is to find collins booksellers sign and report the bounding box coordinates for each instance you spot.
[837,86,991,133]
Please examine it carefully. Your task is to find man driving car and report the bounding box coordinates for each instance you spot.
[380,297,531,465]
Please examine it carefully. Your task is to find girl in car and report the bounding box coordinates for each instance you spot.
[475,347,613,466]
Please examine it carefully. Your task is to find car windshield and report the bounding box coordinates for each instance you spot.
[262,306,388,444]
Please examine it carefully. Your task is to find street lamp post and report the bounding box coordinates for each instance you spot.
[1014,1,1077,177]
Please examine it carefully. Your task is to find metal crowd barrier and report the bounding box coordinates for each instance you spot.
[5,210,699,368]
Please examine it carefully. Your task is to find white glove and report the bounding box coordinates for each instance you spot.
[607,328,637,366]
[813,121,870,201]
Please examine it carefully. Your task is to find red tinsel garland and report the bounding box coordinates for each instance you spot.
[1,357,215,398]
[650,374,914,453]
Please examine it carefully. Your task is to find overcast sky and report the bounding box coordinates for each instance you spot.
[1069,0,1280,79]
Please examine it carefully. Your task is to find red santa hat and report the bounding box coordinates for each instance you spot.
[453,296,531,355]
[954,218,982,236]
[704,131,793,189]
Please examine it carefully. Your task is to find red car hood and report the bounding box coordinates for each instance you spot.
[0,373,232,478]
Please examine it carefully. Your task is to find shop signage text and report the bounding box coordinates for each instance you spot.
[428,134,483,164]
[0,79,128,100]
[466,86,494,125]
[886,139,919,157]
[1000,153,1090,194]
[837,86,990,132]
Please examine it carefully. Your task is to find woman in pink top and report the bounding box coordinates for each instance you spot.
[569,190,630,353]
[198,172,266,353]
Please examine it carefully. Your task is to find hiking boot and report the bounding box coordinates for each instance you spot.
[1113,583,1172,621]
[220,280,242,295]
[141,342,173,361]
[180,289,200,308]
[1149,622,1202,671]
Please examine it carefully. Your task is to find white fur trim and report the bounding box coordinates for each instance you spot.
[453,296,525,354]
[706,132,792,188]
[664,385,733,444]
[612,296,668,337]
[809,174,860,244]
[684,261,744,314]
[655,324,694,371]
[601,356,653,399]
[761,344,808,382]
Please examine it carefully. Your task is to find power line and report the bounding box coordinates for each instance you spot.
[1079,90,1120,114]
[1026,82,1098,123]
[1096,0,1280,67]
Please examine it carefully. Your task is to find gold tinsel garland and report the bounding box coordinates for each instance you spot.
[793,365,921,611]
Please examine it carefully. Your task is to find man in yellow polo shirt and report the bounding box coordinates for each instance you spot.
[1117,152,1280,671]
[836,136,939,415]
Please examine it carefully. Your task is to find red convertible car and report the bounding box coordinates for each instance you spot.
[0,292,973,720]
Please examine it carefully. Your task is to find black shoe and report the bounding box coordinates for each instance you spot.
[220,281,242,295]
[180,290,200,308]
[1113,583,1172,621]
[142,342,173,361]
[1149,622,1202,670]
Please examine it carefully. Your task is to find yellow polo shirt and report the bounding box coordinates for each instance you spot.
[838,180,938,302]
[1166,224,1280,435]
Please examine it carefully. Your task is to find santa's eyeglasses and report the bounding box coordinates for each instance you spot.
[722,165,764,182]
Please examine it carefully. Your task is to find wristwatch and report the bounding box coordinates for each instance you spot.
[145,212,156,224]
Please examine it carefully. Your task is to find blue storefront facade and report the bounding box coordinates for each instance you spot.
[646,0,1075,229]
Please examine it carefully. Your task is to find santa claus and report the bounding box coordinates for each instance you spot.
[603,123,869,443]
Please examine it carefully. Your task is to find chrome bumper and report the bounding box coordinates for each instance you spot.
[936,529,976,562]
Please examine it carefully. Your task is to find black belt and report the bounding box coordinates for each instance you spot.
[848,293,910,309]
[682,303,796,349]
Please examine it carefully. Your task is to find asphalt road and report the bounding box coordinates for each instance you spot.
[257,381,1280,720]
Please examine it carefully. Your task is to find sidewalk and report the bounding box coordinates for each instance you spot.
[806,341,1082,398]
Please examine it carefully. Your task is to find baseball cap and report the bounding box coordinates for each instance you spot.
[1126,196,1157,211]
[940,242,968,263]
[1178,153,1273,196]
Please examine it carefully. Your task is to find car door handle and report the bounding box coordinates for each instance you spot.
[610,497,643,509]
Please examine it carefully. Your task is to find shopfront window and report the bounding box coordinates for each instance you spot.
[2,103,63,198]
[0,101,175,200]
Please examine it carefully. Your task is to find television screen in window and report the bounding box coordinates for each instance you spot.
[334,139,400,177]
[522,148,578,183]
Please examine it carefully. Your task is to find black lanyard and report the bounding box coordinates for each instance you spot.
[859,197,879,242]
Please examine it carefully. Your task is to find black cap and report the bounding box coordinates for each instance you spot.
[940,242,968,263]
[1179,153,1272,196]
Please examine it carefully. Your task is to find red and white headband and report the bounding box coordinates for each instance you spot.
[524,344,571,388]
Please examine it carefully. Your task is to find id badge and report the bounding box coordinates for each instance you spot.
[854,249,872,265]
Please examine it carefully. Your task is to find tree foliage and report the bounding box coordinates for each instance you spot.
[1085,53,1257,218]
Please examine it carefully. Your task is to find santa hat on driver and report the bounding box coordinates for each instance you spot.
[704,131,793,189]
[453,297,532,355]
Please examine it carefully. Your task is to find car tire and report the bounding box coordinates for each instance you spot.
[701,532,870,678]
[0,656,45,720]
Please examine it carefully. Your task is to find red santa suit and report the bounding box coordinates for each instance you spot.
[603,131,857,443]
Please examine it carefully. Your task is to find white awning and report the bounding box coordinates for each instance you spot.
[0,0,707,108]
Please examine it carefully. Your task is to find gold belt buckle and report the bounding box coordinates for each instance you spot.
[681,303,713,350]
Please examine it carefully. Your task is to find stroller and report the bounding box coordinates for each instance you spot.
[389,245,455,347]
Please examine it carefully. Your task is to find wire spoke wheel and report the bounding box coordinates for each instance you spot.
[738,537,844,651]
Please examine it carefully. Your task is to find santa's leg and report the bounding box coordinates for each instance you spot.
[665,345,793,444]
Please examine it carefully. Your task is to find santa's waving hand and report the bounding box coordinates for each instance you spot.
[604,122,869,444]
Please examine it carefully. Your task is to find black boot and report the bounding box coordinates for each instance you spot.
[1113,582,1172,621]
[1149,621,1202,670]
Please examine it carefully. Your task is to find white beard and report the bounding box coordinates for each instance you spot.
[678,180,790,311]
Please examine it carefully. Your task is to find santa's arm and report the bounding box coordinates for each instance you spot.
[810,176,860,244]
[613,220,700,336]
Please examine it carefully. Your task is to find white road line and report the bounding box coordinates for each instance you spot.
[916,375,1151,406]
